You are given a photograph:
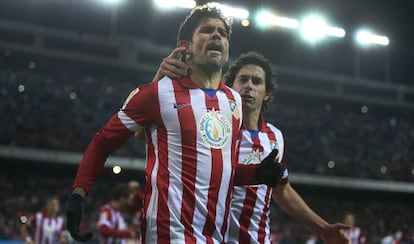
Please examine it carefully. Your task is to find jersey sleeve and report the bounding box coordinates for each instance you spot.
[73,84,158,193]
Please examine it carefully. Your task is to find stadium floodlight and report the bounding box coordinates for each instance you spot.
[99,0,123,4]
[216,3,249,20]
[241,19,250,27]
[325,26,346,38]
[300,14,327,42]
[153,0,196,10]
[255,10,299,29]
[299,14,346,42]
[356,29,389,46]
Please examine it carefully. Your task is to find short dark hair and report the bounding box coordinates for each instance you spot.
[224,52,277,111]
[112,183,130,200]
[177,3,233,44]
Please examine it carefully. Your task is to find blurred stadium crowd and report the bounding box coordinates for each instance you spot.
[1,160,413,243]
[1,50,413,181]
[1,49,414,243]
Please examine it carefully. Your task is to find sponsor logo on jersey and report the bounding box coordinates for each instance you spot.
[199,108,231,149]
[173,103,191,109]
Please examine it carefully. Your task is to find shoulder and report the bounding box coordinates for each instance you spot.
[266,122,284,139]
[224,86,242,100]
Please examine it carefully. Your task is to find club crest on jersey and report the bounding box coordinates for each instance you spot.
[228,100,240,120]
[270,140,278,151]
[242,149,263,165]
[199,108,231,149]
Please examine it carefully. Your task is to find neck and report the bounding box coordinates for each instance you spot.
[110,201,120,211]
[243,109,261,130]
[189,65,222,89]
[45,212,56,218]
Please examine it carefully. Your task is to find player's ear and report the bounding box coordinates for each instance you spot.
[263,93,270,102]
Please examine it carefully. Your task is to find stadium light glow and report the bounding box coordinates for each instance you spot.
[241,19,250,27]
[216,3,249,20]
[256,10,299,29]
[153,0,196,9]
[299,14,346,42]
[112,165,122,174]
[99,0,123,4]
[356,29,389,46]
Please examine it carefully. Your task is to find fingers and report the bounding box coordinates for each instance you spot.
[265,149,279,162]
[167,46,187,59]
[335,223,352,230]
[160,60,187,78]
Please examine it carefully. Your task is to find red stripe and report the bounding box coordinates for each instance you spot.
[137,82,169,243]
[38,213,45,244]
[202,92,223,242]
[238,187,258,244]
[258,125,277,242]
[238,133,263,244]
[173,80,197,243]
[257,186,272,243]
[220,89,240,238]
[155,84,171,243]
[264,125,288,184]
[141,114,157,243]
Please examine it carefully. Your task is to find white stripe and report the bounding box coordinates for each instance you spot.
[266,123,289,179]
[117,110,141,132]
[191,89,209,243]
[226,186,246,244]
[98,219,112,226]
[146,127,159,243]
[34,213,42,244]
[214,91,234,240]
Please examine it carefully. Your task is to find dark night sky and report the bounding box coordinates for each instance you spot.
[0,0,413,84]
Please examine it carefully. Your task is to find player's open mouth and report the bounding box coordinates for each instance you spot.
[241,95,254,102]
[206,42,223,54]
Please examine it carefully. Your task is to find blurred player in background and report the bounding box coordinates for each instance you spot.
[97,183,136,244]
[154,51,352,244]
[127,180,144,243]
[20,196,67,244]
[343,212,366,244]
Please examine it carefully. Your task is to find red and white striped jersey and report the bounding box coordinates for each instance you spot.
[98,204,129,244]
[226,116,288,244]
[74,76,243,243]
[30,212,64,244]
[345,227,366,244]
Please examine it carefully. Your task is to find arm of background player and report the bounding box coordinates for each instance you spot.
[98,225,135,238]
[151,46,188,83]
[233,164,260,185]
[272,183,351,244]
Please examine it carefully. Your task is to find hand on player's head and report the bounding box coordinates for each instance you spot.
[152,47,188,83]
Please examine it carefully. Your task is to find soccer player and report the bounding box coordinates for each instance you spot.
[65,3,283,243]
[20,196,66,244]
[154,51,352,244]
[126,180,144,243]
[343,212,366,244]
[97,183,136,244]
